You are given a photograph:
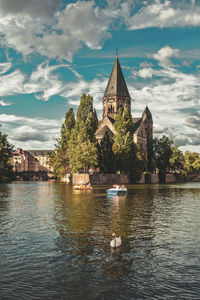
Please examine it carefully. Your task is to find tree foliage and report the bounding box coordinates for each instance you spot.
[152,135,173,173]
[68,94,98,173]
[48,108,75,178]
[169,146,185,177]
[112,108,146,181]
[0,131,14,182]
[98,131,115,173]
[184,151,200,175]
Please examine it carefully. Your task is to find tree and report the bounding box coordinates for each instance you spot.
[0,131,14,182]
[99,131,115,173]
[152,135,173,173]
[68,94,98,173]
[169,146,185,177]
[184,151,200,175]
[112,108,146,181]
[76,94,93,124]
[48,108,75,178]
[68,127,98,173]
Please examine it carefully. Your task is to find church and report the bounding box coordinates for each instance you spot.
[95,54,153,155]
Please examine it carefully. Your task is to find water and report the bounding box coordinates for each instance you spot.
[0,182,200,300]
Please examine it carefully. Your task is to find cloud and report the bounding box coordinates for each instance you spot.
[0,70,25,97]
[173,136,190,147]
[12,131,49,142]
[185,112,200,131]
[0,0,61,18]
[153,124,168,134]
[0,114,61,149]
[0,62,12,74]
[0,99,12,106]
[57,1,111,50]
[0,0,117,61]
[153,46,179,67]
[137,67,154,78]
[127,0,200,30]
[0,114,60,128]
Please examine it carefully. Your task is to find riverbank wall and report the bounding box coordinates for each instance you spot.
[72,173,179,185]
[73,173,129,185]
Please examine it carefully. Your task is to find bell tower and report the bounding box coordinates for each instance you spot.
[102,51,131,119]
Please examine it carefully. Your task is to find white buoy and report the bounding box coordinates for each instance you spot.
[110,233,122,248]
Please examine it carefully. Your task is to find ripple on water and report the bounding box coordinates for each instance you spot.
[0,182,200,299]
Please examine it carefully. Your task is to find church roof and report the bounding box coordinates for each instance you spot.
[103,56,130,98]
[142,106,152,118]
[96,125,114,139]
[133,118,141,133]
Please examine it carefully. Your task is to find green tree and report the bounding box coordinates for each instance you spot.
[99,131,115,173]
[152,135,173,173]
[112,108,146,181]
[0,131,14,182]
[68,94,98,173]
[184,151,200,175]
[169,146,185,177]
[48,108,75,179]
[68,127,98,173]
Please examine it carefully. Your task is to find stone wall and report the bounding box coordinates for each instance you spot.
[72,173,182,185]
[73,173,129,185]
[165,174,177,183]
[151,174,159,184]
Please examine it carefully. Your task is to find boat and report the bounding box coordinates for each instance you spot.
[73,184,92,191]
[106,185,127,195]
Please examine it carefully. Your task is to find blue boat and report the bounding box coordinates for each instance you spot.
[107,185,127,195]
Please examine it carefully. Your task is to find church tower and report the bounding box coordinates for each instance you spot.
[102,52,131,119]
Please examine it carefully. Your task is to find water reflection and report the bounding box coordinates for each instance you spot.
[0,182,200,299]
[0,184,12,231]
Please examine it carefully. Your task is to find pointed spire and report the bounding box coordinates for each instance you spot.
[143,106,152,117]
[142,105,152,123]
[103,55,130,98]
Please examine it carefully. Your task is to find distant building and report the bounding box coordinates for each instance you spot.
[11,148,53,173]
[28,150,53,172]
[95,54,153,154]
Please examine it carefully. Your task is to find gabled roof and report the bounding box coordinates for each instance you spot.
[104,56,130,98]
[96,125,114,138]
[133,118,141,133]
[28,150,53,156]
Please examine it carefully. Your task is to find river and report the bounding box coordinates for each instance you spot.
[0,182,200,299]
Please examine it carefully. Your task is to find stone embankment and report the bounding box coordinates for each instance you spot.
[72,173,179,185]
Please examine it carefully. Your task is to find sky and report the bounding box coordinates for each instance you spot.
[0,0,200,152]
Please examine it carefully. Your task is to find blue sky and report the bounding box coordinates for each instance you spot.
[0,0,200,152]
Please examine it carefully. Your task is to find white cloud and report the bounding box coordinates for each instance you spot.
[0,62,12,74]
[0,69,25,97]
[128,45,200,152]
[0,113,60,127]
[153,46,179,67]
[0,0,117,62]
[127,0,200,30]
[0,99,12,106]
[0,113,61,149]
[57,1,111,50]
[137,67,154,78]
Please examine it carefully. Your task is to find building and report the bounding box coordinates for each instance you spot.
[95,54,153,154]
[28,150,53,172]
[12,148,53,173]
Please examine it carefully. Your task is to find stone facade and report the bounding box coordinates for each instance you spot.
[12,148,53,173]
[96,55,153,155]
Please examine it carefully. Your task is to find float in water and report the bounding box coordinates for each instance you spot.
[73,184,92,191]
